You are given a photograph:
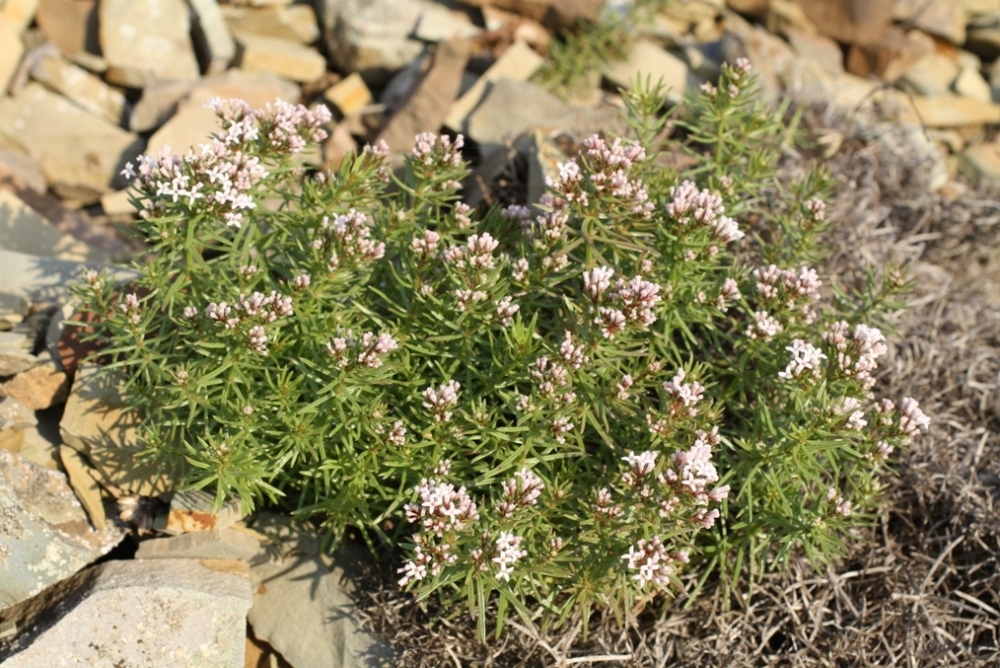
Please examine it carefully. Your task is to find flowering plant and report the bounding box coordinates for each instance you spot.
[76,63,928,636]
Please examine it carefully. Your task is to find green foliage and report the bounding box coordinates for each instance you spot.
[76,66,928,637]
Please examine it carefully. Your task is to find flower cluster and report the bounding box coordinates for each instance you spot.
[778,339,827,381]
[588,270,661,339]
[443,232,499,271]
[824,321,888,388]
[663,368,706,417]
[621,537,688,588]
[319,209,386,269]
[422,380,461,422]
[496,468,545,518]
[325,330,398,369]
[412,132,464,168]
[117,292,141,325]
[203,290,293,355]
[667,180,744,244]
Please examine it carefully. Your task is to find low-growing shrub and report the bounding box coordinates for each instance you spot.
[77,62,929,636]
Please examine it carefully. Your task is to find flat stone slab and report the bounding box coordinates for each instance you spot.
[0,450,124,612]
[0,559,252,666]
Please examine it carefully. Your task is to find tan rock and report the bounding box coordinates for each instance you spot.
[444,39,544,133]
[18,424,60,469]
[134,527,262,560]
[99,0,200,88]
[0,148,46,193]
[898,52,962,97]
[59,365,174,498]
[0,18,25,95]
[726,0,770,16]
[959,139,1000,183]
[0,396,34,454]
[236,32,327,82]
[188,0,237,74]
[721,11,796,102]
[321,0,425,83]
[788,0,894,45]
[660,0,723,23]
[146,69,300,156]
[129,79,197,132]
[457,0,602,29]
[894,0,967,44]
[0,427,24,452]
[156,488,244,535]
[900,94,1000,126]
[0,0,39,31]
[0,84,143,202]
[221,4,319,45]
[766,0,815,34]
[59,445,106,530]
[323,72,372,118]
[377,38,470,154]
[35,0,100,62]
[0,183,109,262]
[322,122,357,171]
[29,50,128,126]
[846,27,933,81]
[99,189,136,216]
[0,360,70,410]
[0,343,36,377]
[414,2,481,42]
[952,64,992,102]
[784,28,844,74]
[959,0,1000,15]
[603,39,701,104]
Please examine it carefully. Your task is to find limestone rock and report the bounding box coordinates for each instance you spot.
[0,397,34,453]
[0,186,108,264]
[466,78,625,149]
[414,1,482,42]
[57,446,106,531]
[0,249,134,308]
[377,38,471,154]
[35,0,100,64]
[155,488,244,536]
[99,189,136,216]
[898,52,963,97]
[0,358,69,411]
[967,13,1000,59]
[952,64,992,102]
[901,94,1000,126]
[99,0,200,88]
[894,0,967,44]
[0,84,143,202]
[784,28,844,74]
[135,527,261,561]
[322,122,358,171]
[0,149,46,194]
[188,0,238,75]
[603,39,701,104]
[444,39,544,133]
[0,296,30,327]
[0,0,40,32]
[129,79,198,133]
[245,513,394,668]
[323,72,372,118]
[960,139,1000,184]
[28,50,128,127]
[0,19,24,95]
[721,11,797,103]
[222,3,320,45]
[0,449,124,612]
[320,0,425,83]
[236,32,327,82]
[0,346,35,378]
[59,365,174,498]
[661,0,723,23]
[765,0,815,35]
[845,27,933,81]
[146,69,300,156]
[0,559,251,666]
[787,0,894,45]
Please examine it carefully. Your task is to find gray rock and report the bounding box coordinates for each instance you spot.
[0,449,125,612]
[0,295,30,328]
[245,513,394,668]
[466,78,625,150]
[0,189,108,263]
[135,527,262,561]
[0,84,143,203]
[0,559,252,666]
[189,0,238,75]
[99,0,201,88]
[413,1,481,42]
[320,0,425,83]
[444,39,546,133]
[129,79,198,133]
[0,249,135,310]
[0,347,35,378]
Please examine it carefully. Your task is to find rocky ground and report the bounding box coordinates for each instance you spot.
[0,0,999,666]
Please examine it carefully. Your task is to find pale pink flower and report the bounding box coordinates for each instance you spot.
[422,380,461,422]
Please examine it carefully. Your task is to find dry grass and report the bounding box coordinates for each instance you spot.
[355,105,1000,667]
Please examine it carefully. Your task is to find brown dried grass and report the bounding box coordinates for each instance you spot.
[356,106,1000,667]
